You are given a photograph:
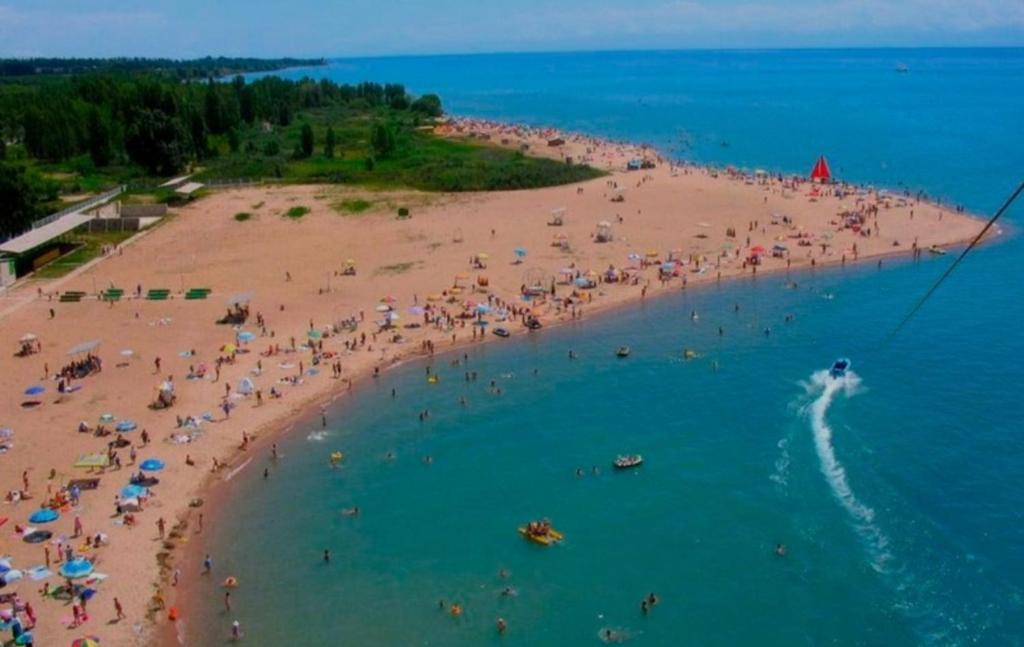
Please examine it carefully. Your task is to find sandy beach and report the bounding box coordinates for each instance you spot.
[0,124,986,646]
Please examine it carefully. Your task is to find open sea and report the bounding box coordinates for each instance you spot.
[192,49,1024,645]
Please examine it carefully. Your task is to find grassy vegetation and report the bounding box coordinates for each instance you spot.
[234,212,252,222]
[192,105,604,192]
[334,198,374,214]
[285,206,310,219]
[32,230,136,278]
[374,261,422,276]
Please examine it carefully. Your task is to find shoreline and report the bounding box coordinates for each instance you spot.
[164,216,991,647]
[0,116,989,647]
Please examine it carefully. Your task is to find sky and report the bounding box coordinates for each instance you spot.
[1,0,1023,58]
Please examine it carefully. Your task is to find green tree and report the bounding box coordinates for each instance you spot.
[0,136,6,161]
[204,81,225,134]
[324,126,336,159]
[86,107,113,167]
[125,109,189,175]
[300,123,314,158]
[227,128,240,153]
[411,94,443,118]
[0,163,38,238]
[370,122,396,159]
[188,110,209,160]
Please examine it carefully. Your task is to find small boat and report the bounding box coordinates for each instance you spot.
[613,454,643,469]
[518,522,563,546]
[895,63,909,73]
[492,327,510,338]
[928,245,946,255]
[427,375,440,384]
[829,358,851,379]
[615,346,631,358]
[683,349,700,360]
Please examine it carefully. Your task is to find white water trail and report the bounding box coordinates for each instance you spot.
[805,369,893,573]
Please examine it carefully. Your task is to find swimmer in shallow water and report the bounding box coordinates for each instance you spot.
[775,543,787,557]
[342,506,360,516]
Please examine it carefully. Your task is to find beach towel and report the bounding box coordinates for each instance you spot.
[26,566,51,581]
[73,454,109,469]
[68,478,100,491]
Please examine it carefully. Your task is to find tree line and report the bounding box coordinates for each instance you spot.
[0,56,324,79]
[0,73,443,238]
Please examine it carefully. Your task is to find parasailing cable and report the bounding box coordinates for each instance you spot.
[885,178,1024,344]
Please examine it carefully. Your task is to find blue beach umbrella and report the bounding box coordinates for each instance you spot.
[237,331,256,342]
[59,558,94,579]
[24,385,45,396]
[475,303,492,314]
[140,458,165,472]
[121,484,148,499]
[28,508,59,524]
[514,246,527,258]
[116,420,137,432]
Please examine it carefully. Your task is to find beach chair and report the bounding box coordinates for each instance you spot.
[146,288,171,301]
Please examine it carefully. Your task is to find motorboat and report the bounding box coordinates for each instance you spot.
[928,245,946,255]
[829,358,851,378]
[615,346,631,358]
[614,454,643,469]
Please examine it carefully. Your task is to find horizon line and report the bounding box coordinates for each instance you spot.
[3,44,1023,63]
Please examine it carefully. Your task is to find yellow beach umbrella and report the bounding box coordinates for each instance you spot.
[222,343,237,354]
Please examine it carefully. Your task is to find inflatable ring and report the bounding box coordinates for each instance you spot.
[450,604,462,617]
[223,576,239,588]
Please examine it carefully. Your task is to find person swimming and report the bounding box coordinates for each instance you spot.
[775,543,787,557]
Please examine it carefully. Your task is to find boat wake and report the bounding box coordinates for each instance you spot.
[804,369,893,573]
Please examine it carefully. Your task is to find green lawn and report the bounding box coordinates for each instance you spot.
[32,230,138,278]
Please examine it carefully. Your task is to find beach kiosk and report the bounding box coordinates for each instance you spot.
[595,221,613,243]
[548,208,566,227]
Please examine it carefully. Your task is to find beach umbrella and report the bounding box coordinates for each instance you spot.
[24,385,45,396]
[386,312,401,322]
[750,245,766,255]
[99,413,115,423]
[307,329,323,340]
[237,377,255,395]
[236,331,256,343]
[627,253,642,261]
[140,458,165,472]
[221,343,237,354]
[71,638,101,647]
[19,333,37,342]
[116,420,137,432]
[2,569,23,585]
[408,306,425,315]
[477,253,489,259]
[380,296,397,304]
[59,558,94,579]
[14,632,33,646]
[67,340,100,356]
[120,349,134,358]
[227,292,253,306]
[120,484,148,499]
[375,304,391,312]
[28,508,59,524]
[514,246,527,258]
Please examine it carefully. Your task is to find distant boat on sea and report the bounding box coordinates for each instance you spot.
[895,63,909,73]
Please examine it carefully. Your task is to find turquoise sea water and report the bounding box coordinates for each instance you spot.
[193,50,1024,645]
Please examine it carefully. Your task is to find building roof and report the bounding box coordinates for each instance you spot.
[0,212,93,255]
[176,182,204,196]
[160,175,192,188]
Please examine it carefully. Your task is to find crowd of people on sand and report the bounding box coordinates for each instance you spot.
[1,114,965,645]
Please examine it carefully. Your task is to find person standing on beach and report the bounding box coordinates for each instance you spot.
[203,553,212,574]
[224,590,232,612]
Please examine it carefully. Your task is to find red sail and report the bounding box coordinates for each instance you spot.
[810,155,831,182]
